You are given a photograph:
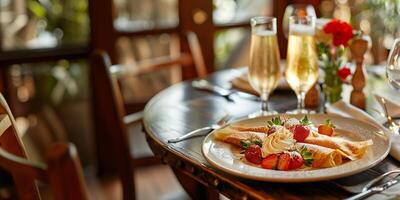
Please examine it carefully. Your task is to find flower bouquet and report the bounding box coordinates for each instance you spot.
[316,19,360,103]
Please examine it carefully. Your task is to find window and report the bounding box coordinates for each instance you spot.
[7,60,94,166]
[114,0,178,31]
[0,0,89,50]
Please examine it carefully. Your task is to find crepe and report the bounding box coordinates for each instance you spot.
[305,131,373,160]
[214,126,266,147]
[230,125,269,134]
[296,143,343,168]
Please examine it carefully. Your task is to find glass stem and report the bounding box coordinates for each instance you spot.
[261,92,269,113]
[297,92,306,110]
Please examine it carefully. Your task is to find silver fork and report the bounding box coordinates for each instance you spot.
[167,115,231,143]
[361,169,400,193]
[192,79,260,102]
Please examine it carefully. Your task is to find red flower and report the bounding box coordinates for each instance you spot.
[323,19,353,47]
[337,67,351,81]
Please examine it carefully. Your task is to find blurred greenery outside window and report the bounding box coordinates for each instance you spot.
[1,0,91,166]
[0,0,89,50]
[9,60,94,167]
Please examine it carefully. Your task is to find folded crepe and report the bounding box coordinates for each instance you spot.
[296,143,343,168]
[229,125,269,134]
[305,131,373,160]
[214,126,266,147]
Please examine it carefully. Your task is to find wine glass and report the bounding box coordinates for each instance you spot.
[282,4,316,38]
[248,16,281,117]
[387,38,400,90]
[386,38,400,133]
[285,16,318,114]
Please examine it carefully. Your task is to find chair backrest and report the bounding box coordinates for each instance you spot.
[111,32,207,78]
[186,31,207,78]
[90,51,136,200]
[0,94,89,200]
[90,32,207,200]
[0,94,39,199]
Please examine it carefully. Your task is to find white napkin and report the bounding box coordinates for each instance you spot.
[374,93,400,118]
[326,100,400,161]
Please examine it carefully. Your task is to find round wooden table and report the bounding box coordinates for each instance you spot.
[143,69,399,200]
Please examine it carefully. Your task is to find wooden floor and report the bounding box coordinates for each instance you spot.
[134,165,190,200]
[34,164,190,200]
[87,164,190,200]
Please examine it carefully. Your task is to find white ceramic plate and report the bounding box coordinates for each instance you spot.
[202,114,391,182]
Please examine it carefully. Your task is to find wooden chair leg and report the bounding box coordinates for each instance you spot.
[172,168,219,200]
[207,188,219,200]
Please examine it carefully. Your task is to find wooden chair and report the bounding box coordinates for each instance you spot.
[90,32,207,200]
[0,93,89,200]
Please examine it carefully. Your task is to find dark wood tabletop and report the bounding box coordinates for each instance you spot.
[143,68,400,200]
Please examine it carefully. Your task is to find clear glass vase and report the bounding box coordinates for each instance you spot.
[323,81,342,103]
[323,65,343,104]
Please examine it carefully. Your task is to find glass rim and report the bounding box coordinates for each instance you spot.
[250,16,276,26]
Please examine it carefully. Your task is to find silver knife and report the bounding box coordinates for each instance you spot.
[344,179,399,200]
[192,79,260,101]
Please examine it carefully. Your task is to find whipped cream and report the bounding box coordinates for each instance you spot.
[262,126,296,157]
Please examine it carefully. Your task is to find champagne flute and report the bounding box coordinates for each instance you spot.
[387,38,400,90]
[248,16,281,117]
[282,4,316,38]
[285,16,318,114]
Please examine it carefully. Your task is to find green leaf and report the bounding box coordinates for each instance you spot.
[240,140,250,150]
[28,1,46,18]
[240,138,263,150]
[299,116,312,126]
[300,147,314,166]
[267,117,283,128]
[324,119,336,128]
[253,140,263,147]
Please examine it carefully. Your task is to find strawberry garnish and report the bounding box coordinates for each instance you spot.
[318,119,335,136]
[289,151,304,169]
[261,154,279,169]
[291,125,310,142]
[244,144,262,164]
[277,153,291,171]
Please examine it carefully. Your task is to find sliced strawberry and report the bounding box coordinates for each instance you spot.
[277,153,291,171]
[244,145,262,164]
[267,126,277,135]
[261,154,279,169]
[289,151,304,170]
[318,124,333,136]
[291,125,310,142]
